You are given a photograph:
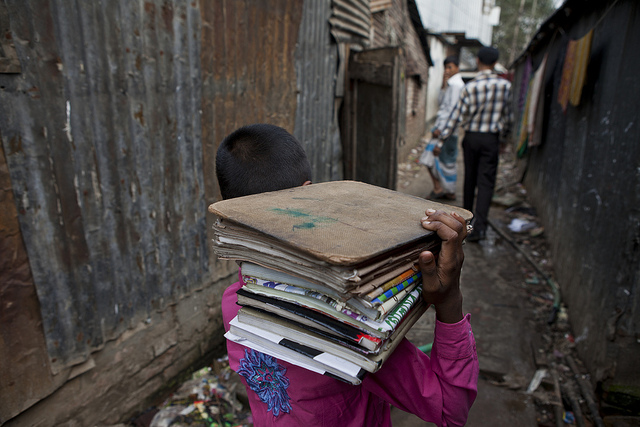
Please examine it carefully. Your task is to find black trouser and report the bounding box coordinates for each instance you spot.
[462,131,500,234]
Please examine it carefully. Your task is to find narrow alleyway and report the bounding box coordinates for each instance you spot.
[133,138,600,427]
[391,138,538,425]
[391,137,596,426]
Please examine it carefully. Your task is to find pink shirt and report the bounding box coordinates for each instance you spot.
[223,273,479,427]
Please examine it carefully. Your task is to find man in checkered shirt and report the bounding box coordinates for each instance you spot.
[434,46,513,242]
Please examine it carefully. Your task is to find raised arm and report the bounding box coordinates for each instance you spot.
[364,210,479,426]
[419,209,466,322]
[420,209,478,426]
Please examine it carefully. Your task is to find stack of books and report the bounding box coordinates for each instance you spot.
[209,181,471,385]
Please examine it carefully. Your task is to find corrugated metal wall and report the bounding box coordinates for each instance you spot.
[0,0,209,373]
[199,0,305,280]
[1,0,359,420]
[329,0,371,45]
[0,0,356,377]
[512,0,640,390]
[294,0,342,182]
[2,0,442,422]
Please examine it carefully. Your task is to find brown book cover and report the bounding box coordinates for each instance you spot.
[209,180,472,266]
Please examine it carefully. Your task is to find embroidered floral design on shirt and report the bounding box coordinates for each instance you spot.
[237,349,292,417]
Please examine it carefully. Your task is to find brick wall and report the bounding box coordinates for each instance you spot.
[371,0,429,161]
[402,75,427,160]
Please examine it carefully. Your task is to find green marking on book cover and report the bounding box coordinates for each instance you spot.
[293,222,316,230]
[270,208,337,230]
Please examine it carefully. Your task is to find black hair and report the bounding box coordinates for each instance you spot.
[477,47,499,66]
[215,124,312,199]
[443,55,459,67]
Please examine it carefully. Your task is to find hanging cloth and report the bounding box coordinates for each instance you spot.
[516,83,532,158]
[558,29,594,112]
[519,56,533,113]
[569,29,594,106]
[558,39,577,112]
[527,53,549,147]
[517,53,549,157]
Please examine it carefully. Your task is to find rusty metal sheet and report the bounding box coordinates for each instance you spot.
[0,138,59,421]
[329,0,371,45]
[294,0,343,183]
[0,0,208,373]
[0,1,21,74]
[0,0,343,381]
[199,0,305,280]
[370,0,392,13]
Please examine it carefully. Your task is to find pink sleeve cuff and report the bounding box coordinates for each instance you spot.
[433,313,475,359]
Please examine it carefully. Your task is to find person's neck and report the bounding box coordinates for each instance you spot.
[477,64,493,72]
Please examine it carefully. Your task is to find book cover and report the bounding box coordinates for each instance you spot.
[228,318,367,385]
[214,227,438,294]
[209,180,472,267]
[242,271,422,333]
[241,262,345,301]
[225,331,364,385]
[237,307,379,371]
[238,306,376,354]
[236,288,382,352]
[241,261,419,321]
[363,266,420,301]
[243,280,393,337]
[350,262,419,298]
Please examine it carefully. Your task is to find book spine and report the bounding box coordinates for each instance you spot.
[245,275,378,326]
[236,288,382,350]
[377,283,420,317]
[364,265,419,301]
[370,272,422,306]
[239,307,374,355]
[383,286,423,329]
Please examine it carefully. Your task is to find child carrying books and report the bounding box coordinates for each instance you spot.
[215,124,479,426]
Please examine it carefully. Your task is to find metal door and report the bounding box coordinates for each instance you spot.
[343,47,405,189]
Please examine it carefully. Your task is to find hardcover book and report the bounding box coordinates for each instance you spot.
[235,298,429,374]
[227,317,367,385]
[240,270,421,334]
[212,181,471,379]
[209,180,472,295]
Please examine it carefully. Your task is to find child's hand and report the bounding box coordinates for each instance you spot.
[419,209,468,323]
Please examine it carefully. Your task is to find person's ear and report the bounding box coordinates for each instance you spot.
[302,180,312,186]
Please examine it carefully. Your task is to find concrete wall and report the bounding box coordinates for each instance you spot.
[403,74,428,159]
[401,1,429,160]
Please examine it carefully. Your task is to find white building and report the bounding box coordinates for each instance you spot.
[415,0,501,126]
[415,0,500,46]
